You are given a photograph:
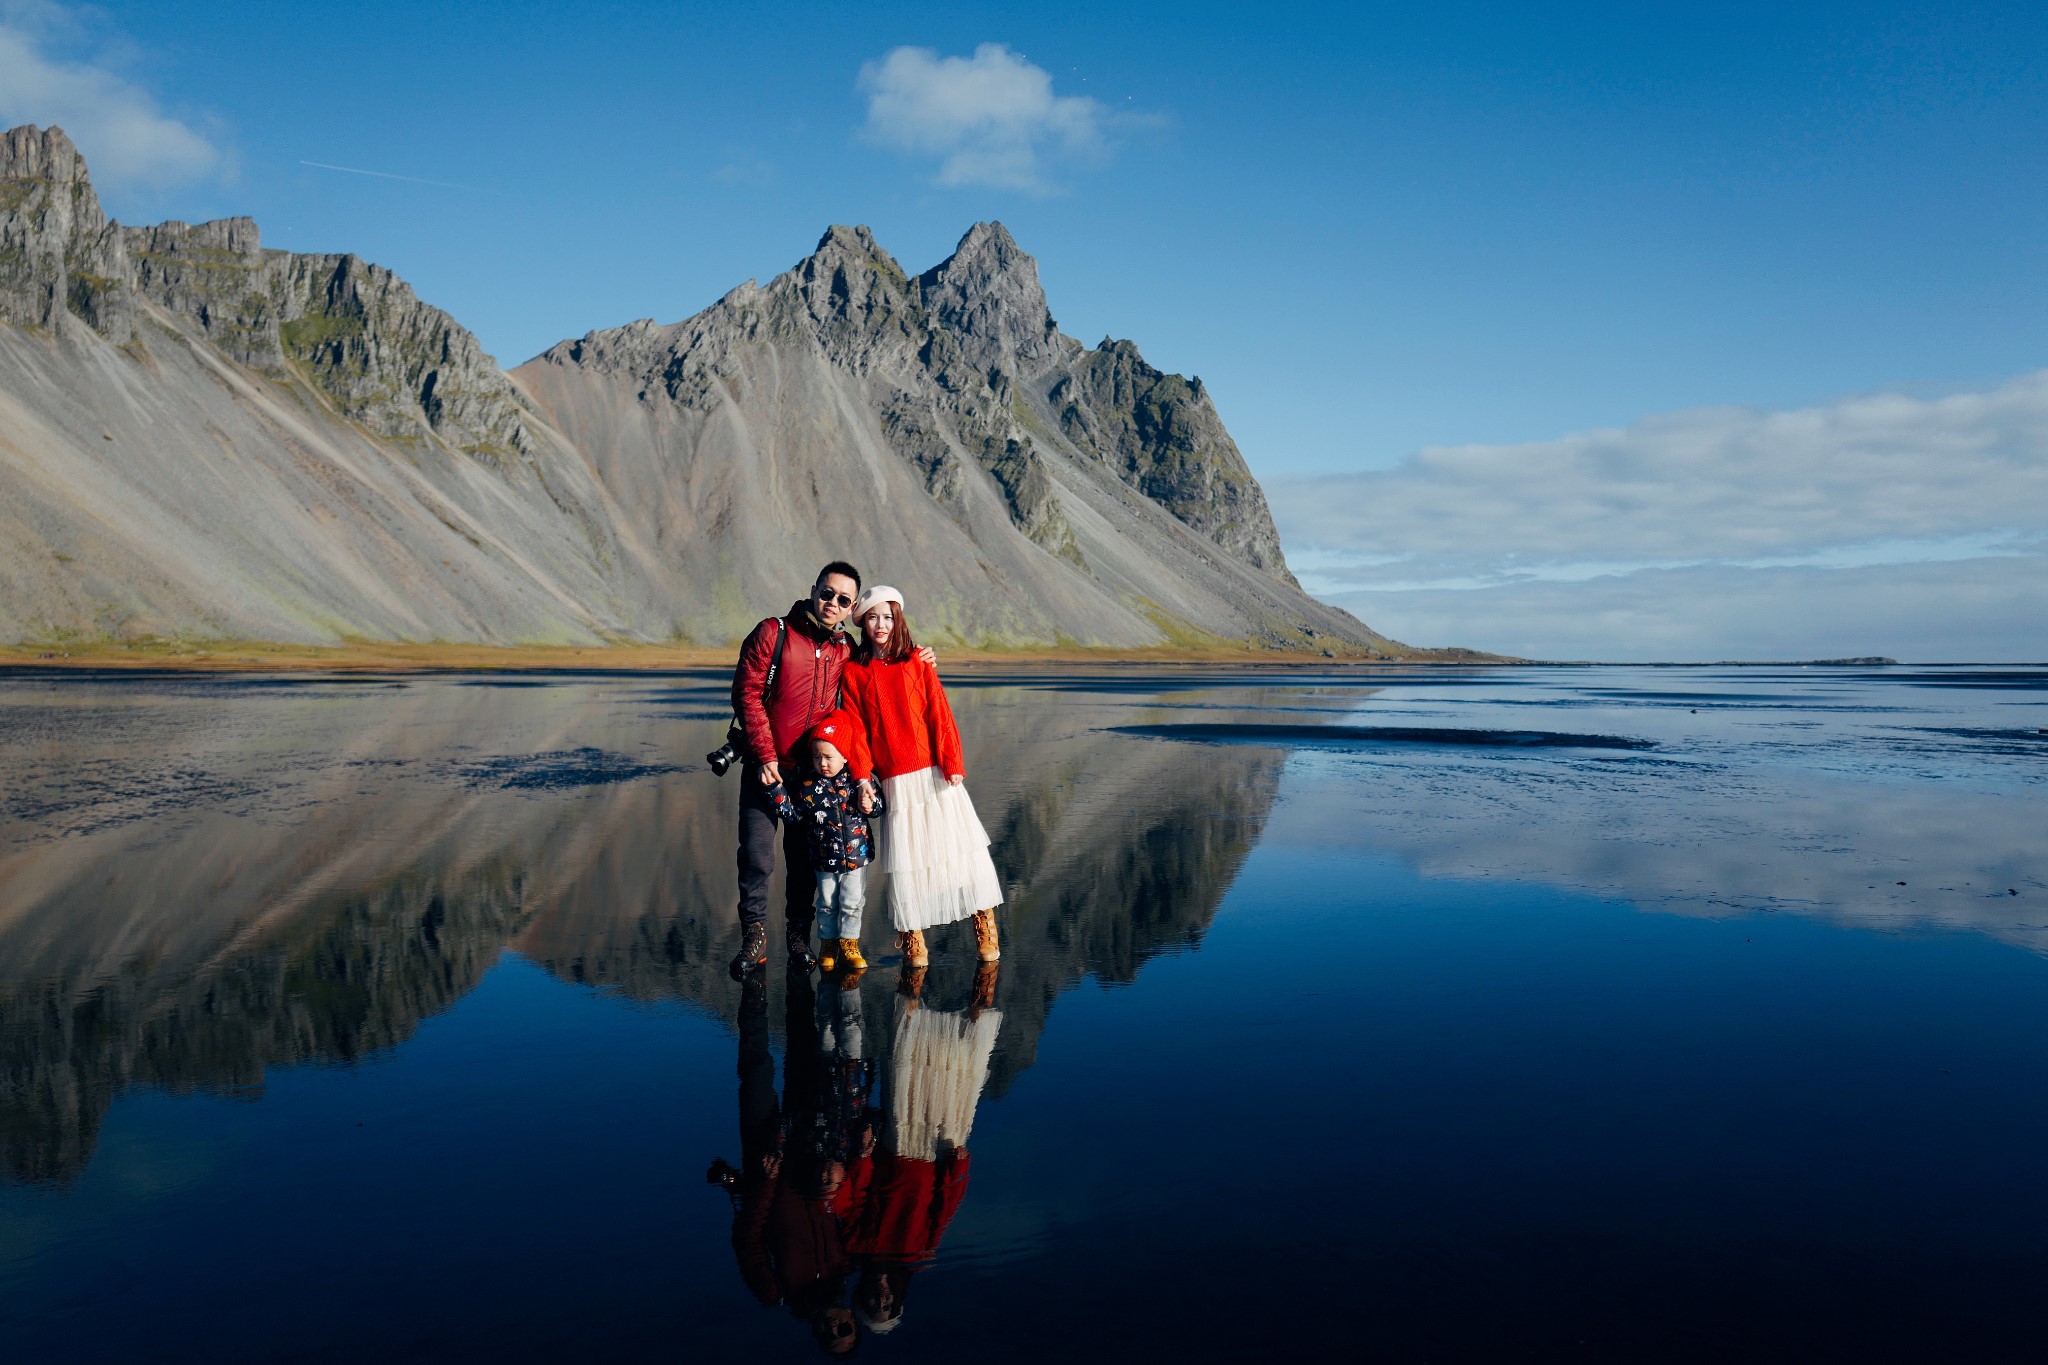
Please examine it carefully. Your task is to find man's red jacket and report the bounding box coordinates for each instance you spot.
[731,602,871,775]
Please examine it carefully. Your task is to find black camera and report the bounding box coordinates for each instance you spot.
[706,719,746,777]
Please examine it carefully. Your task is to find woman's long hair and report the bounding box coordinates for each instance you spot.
[856,601,916,664]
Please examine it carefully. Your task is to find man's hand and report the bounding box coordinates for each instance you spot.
[759,761,782,787]
[917,645,937,666]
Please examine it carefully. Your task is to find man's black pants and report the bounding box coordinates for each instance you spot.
[736,767,817,937]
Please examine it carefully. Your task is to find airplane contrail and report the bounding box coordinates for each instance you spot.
[298,160,473,191]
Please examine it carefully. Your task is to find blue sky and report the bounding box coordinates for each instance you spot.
[5,0,2046,657]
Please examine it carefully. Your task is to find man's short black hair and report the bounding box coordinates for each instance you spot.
[818,561,862,591]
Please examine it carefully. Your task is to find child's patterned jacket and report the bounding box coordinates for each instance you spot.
[766,771,885,871]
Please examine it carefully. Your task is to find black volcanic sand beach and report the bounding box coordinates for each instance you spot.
[2,665,2046,1362]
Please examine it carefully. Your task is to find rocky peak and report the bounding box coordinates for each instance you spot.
[274,252,536,458]
[807,223,891,268]
[124,217,278,366]
[917,220,1064,376]
[130,215,263,257]
[2,123,534,461]
[776,224,919,371]
[0,124,132,340]
[1,123,93,186]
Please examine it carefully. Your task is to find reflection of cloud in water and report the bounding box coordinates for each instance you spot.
[1271,748,2048,952]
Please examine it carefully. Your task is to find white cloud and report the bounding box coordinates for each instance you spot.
[0,1,221,189]
[858,43,1121,193]
[1272,372,2048,660]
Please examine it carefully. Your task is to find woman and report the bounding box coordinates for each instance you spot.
[847,964,1001,1337]
[841,586,1002,967]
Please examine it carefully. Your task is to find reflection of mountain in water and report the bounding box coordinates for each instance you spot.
[0,679,1285,1183]
[1,872,526,1183]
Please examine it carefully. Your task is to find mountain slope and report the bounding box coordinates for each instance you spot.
[1,124,1401,653]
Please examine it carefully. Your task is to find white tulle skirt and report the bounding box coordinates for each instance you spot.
[890,1003,1001,1160]
[876,765,1004,932]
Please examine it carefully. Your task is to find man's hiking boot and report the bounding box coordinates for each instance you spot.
[728,923,768,981]
[786,928,817,973]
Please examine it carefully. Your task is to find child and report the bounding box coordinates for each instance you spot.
[767,711,884,973]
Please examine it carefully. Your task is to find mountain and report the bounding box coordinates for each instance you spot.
[0,124,1402,652]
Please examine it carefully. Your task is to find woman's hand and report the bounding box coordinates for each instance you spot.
[947,773,964,787]
[917,646,937,666]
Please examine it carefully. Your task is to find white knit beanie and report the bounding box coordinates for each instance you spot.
[853,585,903,623]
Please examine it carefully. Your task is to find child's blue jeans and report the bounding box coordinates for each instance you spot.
[814,867,867,940]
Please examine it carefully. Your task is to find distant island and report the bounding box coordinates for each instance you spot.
[1533,657,1902,668]
[0,124,1498,663]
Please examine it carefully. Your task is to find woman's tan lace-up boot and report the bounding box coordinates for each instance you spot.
[897,929,928,967]
[970,961,999,1016]
[971,908,1000,962]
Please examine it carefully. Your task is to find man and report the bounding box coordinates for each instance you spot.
[712,972,868,1355]
[730,562,866,978]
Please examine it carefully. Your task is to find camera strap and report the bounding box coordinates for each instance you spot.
[764,619,787,697]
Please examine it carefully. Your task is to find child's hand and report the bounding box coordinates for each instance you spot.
[858,789,874,813]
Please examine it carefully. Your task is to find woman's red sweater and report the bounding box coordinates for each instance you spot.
[842,656,965,781]
[841,1150,971,1264]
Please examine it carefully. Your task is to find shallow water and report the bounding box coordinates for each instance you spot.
[1,664,2044,1361]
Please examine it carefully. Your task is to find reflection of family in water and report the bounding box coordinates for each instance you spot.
[711,963,1002,1352]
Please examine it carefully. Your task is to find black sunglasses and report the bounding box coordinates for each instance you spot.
[814,587,855,608]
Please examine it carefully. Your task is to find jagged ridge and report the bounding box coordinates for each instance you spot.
[534,221,1294,582]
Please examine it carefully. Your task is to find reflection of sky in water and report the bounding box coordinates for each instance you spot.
[0,666,2045,1359]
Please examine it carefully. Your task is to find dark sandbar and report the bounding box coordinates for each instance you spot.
[1113,722,1657,750]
